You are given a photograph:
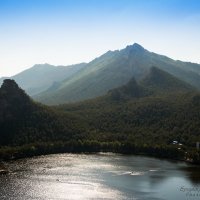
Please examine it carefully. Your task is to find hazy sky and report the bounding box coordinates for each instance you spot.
[0,0,200,77]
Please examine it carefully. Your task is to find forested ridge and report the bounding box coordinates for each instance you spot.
[0,67,200,164]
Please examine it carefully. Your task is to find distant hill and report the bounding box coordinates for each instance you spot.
[35,43,200,105]
[0,63,86,96]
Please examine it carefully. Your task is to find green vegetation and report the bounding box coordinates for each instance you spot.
[0,67,200,164]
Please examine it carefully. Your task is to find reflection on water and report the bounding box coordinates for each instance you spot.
[0,153,200,200]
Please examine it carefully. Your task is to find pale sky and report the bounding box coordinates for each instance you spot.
[0,0,200,77]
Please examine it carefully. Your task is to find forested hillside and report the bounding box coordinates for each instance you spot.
[1,67,200,163]
[0,79,86,148]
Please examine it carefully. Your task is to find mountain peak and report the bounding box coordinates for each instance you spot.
[125,43,145,51]
[32,63,54,70]
[108,77,148,101]
[1,79,20,90]
[141,66,194,93]
[132,43,144,48]
[0,79,30,102]
[123,43,146,55]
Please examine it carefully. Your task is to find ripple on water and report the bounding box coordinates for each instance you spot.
[0,153,199,200]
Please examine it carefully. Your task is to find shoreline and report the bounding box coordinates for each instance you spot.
[0,140,199,166]
[0,163,9,174]
[0,149,199,167]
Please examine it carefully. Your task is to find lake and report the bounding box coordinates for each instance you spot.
[0,153,200,200]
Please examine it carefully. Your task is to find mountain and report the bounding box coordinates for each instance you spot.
[35,43,200,105]
[0,78,200,163]
[107,77,148,101]
[56,69,200,162]
[107,67,194,101]
[140,66,194,94]
[0,79,83,147]
[0,63,86,96]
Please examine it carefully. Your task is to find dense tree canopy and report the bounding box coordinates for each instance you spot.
[0,70,200,164]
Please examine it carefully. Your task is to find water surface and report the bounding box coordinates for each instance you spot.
[0,153,200,200]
